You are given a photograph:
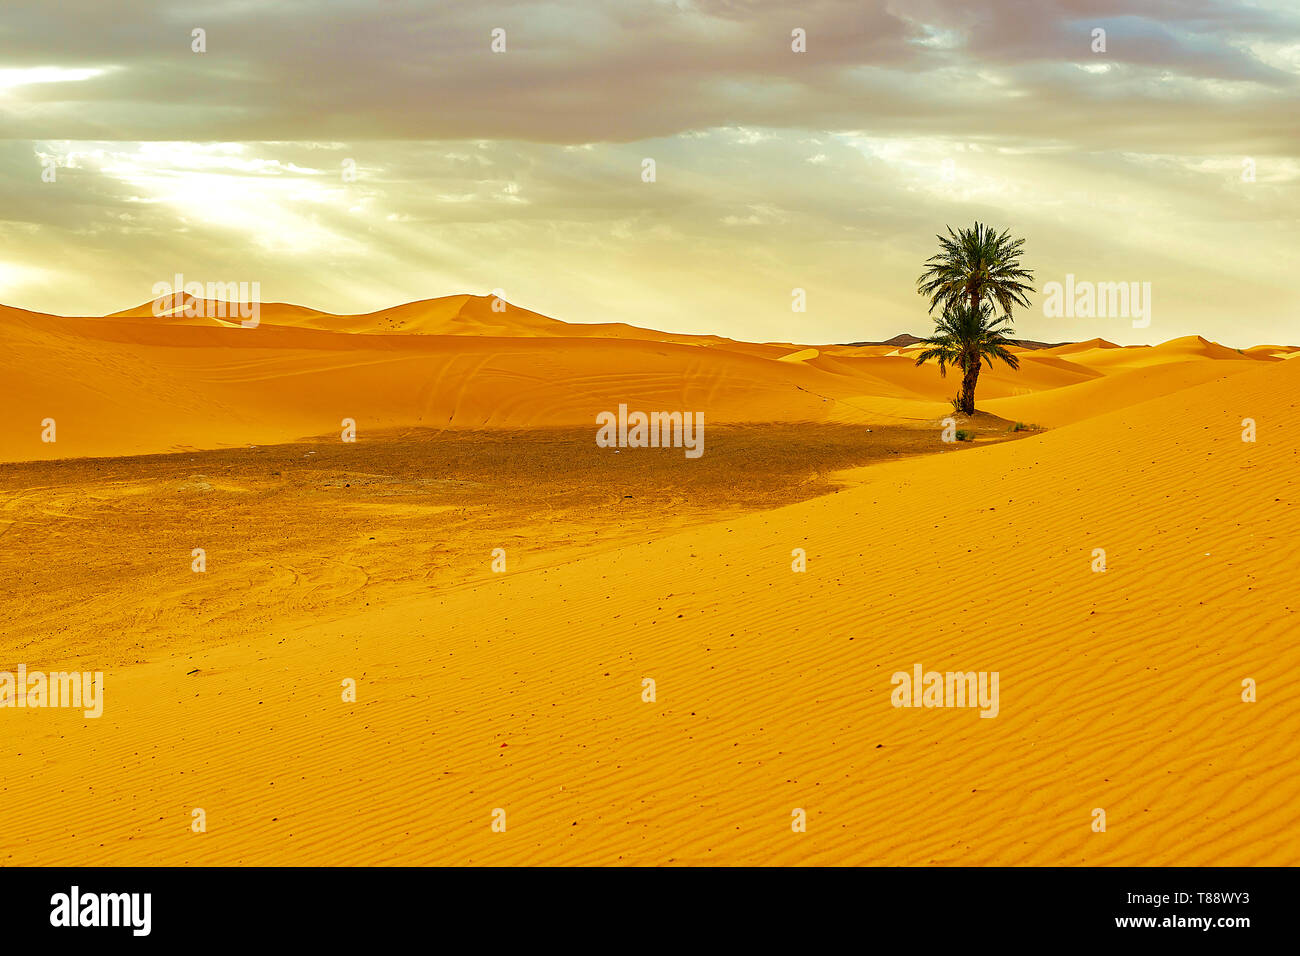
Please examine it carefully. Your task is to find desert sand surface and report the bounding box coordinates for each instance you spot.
[2,423,1010,667]
[3,294,1283,464]
[0,296,1296,865]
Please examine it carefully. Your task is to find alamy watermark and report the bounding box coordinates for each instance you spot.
[151,273,260,327]
[50,886,150,936]
[1042,274,1151,329]
[596,404,704,458]
[891,663,999,718]
[1,666,103,718]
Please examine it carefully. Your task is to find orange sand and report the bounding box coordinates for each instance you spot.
[0,295,1295,864]
[4,294,1283,463]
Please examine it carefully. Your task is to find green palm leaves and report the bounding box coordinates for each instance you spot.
[912,300,1021,377]
[917,221,1035,318]
[915,222,1034,415]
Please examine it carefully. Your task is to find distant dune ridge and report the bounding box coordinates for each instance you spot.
[1,293,1293,462]
[843,332,1073,350]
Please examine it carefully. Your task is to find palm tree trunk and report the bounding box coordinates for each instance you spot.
[960,360,980,415]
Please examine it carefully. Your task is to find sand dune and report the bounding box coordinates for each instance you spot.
[983,357,1263,426]
[0,297,901,461]
[1040,336,1121,355]
[1,295,1283,461]
[2,295,1295,865]
[1,322,1295,865]
[1245,344,1300,360]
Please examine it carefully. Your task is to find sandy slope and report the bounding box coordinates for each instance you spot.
[1,335,1295,865]
[3,295,1285,462]
[0,297,906,461]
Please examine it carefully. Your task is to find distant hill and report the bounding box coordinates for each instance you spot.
[841,333,1070,350]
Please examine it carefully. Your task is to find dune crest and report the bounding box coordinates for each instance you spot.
[0,296,1286,461]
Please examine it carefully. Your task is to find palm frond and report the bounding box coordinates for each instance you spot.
[915,221,1036,318]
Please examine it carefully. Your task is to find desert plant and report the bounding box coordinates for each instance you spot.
[955,429,973,441]
[915,223,1034,414]
[914,299,1021,415]
[917,221,1035,319]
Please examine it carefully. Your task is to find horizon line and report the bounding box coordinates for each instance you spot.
[2,291,1295,352]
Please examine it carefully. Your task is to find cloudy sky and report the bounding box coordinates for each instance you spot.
[1,0,1297,345]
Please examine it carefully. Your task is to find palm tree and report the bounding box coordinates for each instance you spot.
[915,222,1034,414]
[917,221,1034,318]
[913,299,1020,415]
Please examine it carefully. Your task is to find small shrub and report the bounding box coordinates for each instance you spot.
[955,429,974,442]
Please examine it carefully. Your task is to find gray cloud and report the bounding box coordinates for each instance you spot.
[0,1,1296,347]
[0,0,1295,153]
